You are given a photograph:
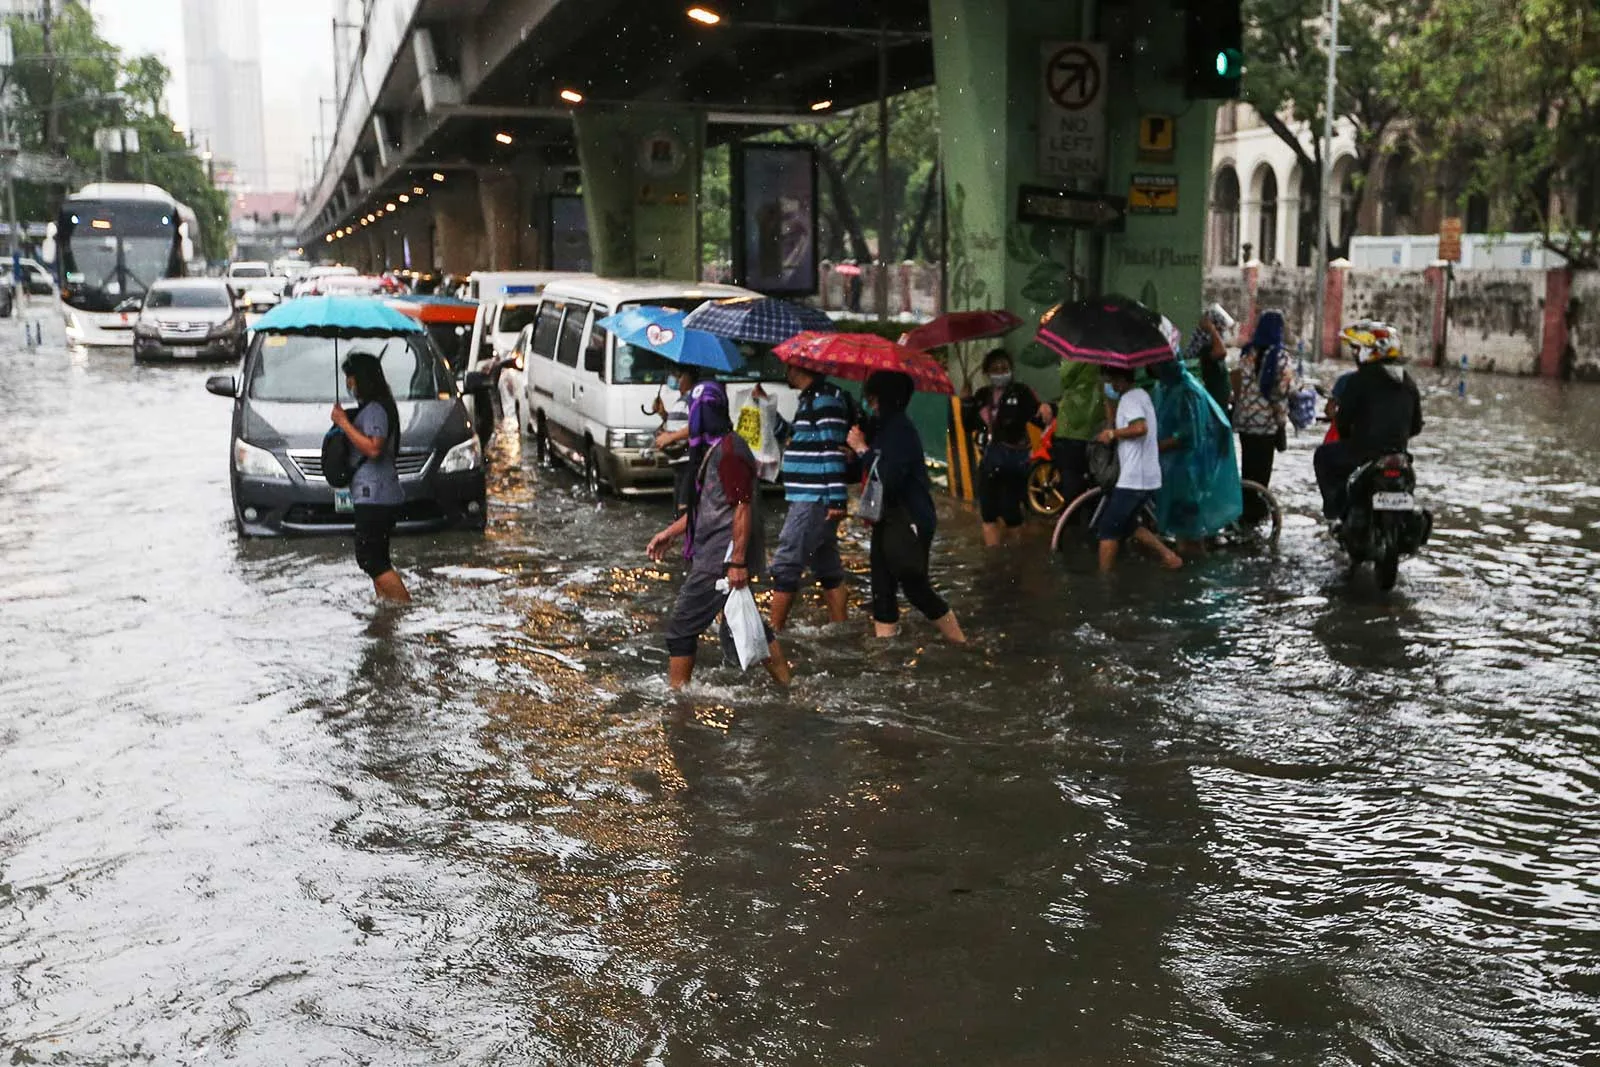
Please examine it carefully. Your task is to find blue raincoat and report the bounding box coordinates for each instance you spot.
[1153,363,1243,539]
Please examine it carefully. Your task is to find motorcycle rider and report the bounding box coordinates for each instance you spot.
[1313,324,1424,521]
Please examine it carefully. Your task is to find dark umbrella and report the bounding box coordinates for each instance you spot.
[1035,294,1176,369]
[683,296,837,345]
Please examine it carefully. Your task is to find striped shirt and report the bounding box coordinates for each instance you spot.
[778,379,852,505]
[665,393,691,467]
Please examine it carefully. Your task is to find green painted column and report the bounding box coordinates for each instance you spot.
[573,108,704,280]
[932,0,1215,394]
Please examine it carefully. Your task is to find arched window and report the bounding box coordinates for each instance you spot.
[1381,147,1417,236]
[1210,167,1241,266]
[1254,165,1279,265]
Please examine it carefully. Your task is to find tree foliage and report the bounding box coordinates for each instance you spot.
[1386,0,1600,267]
[4,1,230,260]
[1242,0,1424,257]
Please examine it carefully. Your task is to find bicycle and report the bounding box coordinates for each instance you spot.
[1049,480,1283,553]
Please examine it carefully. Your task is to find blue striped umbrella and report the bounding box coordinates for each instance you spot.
[684,296,836,344]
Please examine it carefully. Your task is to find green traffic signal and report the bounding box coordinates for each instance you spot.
[1215,48,1243,79]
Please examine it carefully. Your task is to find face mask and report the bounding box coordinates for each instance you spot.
[989,372,1013,390]
[1103,383,1121,401]
[665,375,679,393]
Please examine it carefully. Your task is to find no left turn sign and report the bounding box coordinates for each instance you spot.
[1047,44,1101,111]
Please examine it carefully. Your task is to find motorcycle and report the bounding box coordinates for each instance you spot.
[1334,452,1432,590]
[1025,416,1065,517]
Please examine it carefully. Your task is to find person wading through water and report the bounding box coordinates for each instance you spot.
[330,351,411,604]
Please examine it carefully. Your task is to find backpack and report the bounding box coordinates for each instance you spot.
[1289,386,1318,432]
[322,402,369,488]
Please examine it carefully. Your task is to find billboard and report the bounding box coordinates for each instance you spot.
[547,194,592,272]
[732,142,817,296]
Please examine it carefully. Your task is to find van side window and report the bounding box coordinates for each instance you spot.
[531,302,562,360]
[556,300,590,368]
[583,307,608,375]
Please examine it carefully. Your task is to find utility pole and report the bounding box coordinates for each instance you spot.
[876,23,890,322]
[41,0,57,155]
[1311,0,1340,364]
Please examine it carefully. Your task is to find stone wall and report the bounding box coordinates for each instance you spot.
[1444,270,1541,375]
[1343,269,1441,364]
[1253,265,1320,345]
[1567,273,1600,380]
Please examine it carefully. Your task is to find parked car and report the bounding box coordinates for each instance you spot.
[522,277,800,495]
[18,258,55,296]
[0,274,13,318]
[226,260,271,283]
[205,309,488,536]
[132,277,246,363]
[239,286,282,325]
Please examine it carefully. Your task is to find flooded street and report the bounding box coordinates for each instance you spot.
[2,313,1597,1065]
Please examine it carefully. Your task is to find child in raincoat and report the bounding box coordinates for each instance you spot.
[1153,359,1243,554]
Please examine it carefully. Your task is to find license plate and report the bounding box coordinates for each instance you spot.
[1372,492,1414,511]
[334,488,354,514]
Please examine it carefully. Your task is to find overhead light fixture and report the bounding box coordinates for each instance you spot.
[559,88,584,105]
[810,99,833,111]
[412,186,425,195]
[398,194,410,203]
[495,132,513,145]
[325,234,334,243]
[385,202,396,211]
[686,6,721,25]
[432,171,445,182]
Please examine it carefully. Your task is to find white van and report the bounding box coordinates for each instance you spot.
[465,270,584,304]
[523,278,800,495]
[464,294,544,437]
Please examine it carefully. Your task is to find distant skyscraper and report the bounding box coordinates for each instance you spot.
[182,0,268,191]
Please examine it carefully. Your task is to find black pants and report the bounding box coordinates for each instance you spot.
[1238,433,1278,524]
[1050,436,1091,506]
[870,524,947,625]
[353,504,397,578]
[1313,440,1359,518]
[977,444,1030,526]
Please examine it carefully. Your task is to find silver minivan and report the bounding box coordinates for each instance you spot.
[522,278,800,495]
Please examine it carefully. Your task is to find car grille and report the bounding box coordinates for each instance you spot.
[283,499,446,526]
[155,320,213,338]
[286,449,432,482]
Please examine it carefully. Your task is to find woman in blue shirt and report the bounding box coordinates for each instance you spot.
[330,352,411,603]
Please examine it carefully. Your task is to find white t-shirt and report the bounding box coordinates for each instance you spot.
[1114,387,1162,491]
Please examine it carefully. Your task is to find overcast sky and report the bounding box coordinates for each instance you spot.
[95,0,336,192]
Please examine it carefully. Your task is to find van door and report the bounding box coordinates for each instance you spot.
[576,304,610,444]
[551,299,592,451]
[527,299,568,449]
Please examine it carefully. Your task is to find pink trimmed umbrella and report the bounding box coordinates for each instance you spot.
[1036,294,1177,369]
[773,331,955,395]
[899,309,1024,352]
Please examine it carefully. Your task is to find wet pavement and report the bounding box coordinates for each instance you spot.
[1,312,1597,1065]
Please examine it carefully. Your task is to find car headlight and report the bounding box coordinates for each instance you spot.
[606,428,655,450]
[209,315,243,340]
[439,436,482,474]
[233,438,289,480]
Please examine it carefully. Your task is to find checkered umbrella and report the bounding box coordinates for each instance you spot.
[684,296,837,345]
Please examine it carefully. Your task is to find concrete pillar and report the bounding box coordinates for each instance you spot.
[1423,262,1448,369]
[573,107,703,280]
[1321,259,1349,359]
[932,0,1216,396]
[478,169,521,271]
[1540,267,1572,379]
[431,174,485,277]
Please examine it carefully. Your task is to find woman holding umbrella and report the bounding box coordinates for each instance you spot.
[846,371,966,643]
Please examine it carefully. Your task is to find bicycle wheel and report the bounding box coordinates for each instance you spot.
[1239,479,1283,545]
[1051,486,1104,552]
[1027,459,1066,518]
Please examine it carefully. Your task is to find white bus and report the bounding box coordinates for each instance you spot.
[43,182,199,347]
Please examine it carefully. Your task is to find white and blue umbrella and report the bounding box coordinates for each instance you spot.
[596,306,744,374]
[684,296,836,345]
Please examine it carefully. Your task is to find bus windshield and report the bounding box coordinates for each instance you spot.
[58,197,180,313]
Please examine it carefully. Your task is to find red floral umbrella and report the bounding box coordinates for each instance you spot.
[773,331,955,395]
[899,309,1023,352]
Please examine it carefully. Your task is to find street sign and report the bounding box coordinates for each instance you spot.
[1128,174,1179,215]
[1439,216,1463,262]
[1017,185,1125,231]
[1039,41,1107,182]
[1137,115,1176,164]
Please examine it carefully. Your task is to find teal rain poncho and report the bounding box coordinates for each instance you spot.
[1153,362,1243,539]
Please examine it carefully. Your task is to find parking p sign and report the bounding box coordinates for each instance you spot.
[1039,42,1108,182]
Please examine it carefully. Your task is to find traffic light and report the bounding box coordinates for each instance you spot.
[1185,2,1243,98]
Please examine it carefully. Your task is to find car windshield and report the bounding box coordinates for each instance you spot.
[231,265,268,278]
[496,303,540,335]
[145,286,230,309]
[607,299,787,384]
[247,333,452,403]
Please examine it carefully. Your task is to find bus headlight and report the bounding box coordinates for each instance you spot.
[439,436,482,474]
[233,439,289,480]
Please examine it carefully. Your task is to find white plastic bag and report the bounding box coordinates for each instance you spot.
[716,578,769,670]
